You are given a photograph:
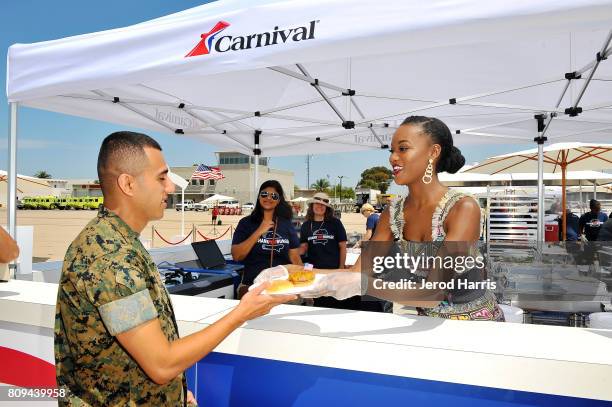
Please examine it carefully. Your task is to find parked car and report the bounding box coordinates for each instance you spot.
[241,202,254,210]
[219,199,240,208]
[175,200,195,211]
[193,201,210,211]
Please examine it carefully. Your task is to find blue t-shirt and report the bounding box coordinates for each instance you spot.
[579,212,609,241]
[300,217,347,269]
[232,216,300,285]
[366,213,380,235]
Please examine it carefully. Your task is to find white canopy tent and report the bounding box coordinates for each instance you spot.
[203,193,236,203]
[6,0,612,242]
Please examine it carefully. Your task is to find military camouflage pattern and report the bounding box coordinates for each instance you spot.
[54,206,186,406]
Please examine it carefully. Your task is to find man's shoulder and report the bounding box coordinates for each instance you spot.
[63,217,145,280]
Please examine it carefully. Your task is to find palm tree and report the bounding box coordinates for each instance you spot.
[34,170,52,179]
[310,178,330,191]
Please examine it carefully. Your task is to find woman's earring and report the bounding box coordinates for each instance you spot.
[422,158,433,184]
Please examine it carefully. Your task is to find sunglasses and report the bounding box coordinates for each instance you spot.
[314,197,330,204]
[259,191,280,201]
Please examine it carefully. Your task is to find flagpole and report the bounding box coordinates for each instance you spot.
[181,188,185,238]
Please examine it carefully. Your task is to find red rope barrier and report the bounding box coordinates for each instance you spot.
[196,226,231,241]
[154,229,192,245]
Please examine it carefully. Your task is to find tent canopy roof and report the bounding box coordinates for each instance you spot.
[7,0,612,157]
[203,193,235,202]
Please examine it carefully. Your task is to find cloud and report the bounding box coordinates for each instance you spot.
[0,138,62,150]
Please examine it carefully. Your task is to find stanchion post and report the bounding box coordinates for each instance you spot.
[192,224,196,243]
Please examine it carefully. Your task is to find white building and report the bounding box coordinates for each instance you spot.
[168,152,294,207]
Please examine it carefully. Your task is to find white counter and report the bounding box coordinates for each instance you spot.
[1,279,611,406]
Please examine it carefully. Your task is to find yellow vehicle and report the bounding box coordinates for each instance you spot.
[37,196,59,210]
[21,197,39,210]
[56,197,73,210]
[67,197,87,210]
[84,197,104,210]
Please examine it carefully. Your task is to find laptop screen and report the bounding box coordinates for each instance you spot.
[191,240,226,269]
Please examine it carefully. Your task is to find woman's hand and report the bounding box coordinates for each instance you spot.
[254,265,289,284]
[187,390,197,406]
[257,219,275,235]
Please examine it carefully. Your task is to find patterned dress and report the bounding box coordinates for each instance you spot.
[388,189,504,321]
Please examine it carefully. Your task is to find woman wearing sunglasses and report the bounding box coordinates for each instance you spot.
[231,180,302,298]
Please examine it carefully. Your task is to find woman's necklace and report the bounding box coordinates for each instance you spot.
[310,217,325,234]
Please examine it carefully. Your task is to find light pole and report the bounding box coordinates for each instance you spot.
[337,175,345,203]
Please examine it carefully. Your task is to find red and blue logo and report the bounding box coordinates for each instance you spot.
[185,20,318,58]
[185,21,230,57]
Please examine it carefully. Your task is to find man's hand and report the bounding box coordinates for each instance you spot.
[0,227,19,263]
[233,282,296,323]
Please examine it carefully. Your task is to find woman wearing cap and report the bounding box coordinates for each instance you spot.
[231,180,302,298]
[277,116,503,321]
[300,192,355,308]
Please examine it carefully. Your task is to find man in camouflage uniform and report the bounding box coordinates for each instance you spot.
[55,131,294,406]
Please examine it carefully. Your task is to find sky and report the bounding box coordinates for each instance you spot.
[1,0,528,194]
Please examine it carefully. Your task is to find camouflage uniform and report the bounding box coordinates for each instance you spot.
[54,207,186,406]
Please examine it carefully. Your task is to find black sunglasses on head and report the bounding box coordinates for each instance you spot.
[314,197,330,204]
[259,191,280,201]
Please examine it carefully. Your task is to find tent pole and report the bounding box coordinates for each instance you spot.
[561,153,567,241]
[534,115,547,244]
[7,103,18,279]
[7,103,18,238]
[594,181,597,200]
[254,130,262,200]
[579,181,583,214]
[181,188,185,237]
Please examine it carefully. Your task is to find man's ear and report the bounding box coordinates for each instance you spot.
[117,173,136,197]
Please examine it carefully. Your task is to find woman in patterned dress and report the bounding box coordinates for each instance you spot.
[284,115,504,321]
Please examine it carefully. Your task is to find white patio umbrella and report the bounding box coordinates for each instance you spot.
[465,143,612,239]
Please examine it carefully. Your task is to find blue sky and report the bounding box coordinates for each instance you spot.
[1,1,524,193]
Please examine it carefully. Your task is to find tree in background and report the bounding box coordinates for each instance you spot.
[34,170,52,179]
[339,186,355,200]
[311,178,330,192]
[357,166,392,193]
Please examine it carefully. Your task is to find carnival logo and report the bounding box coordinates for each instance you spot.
[185,20,319,58]
[185,21,230,57]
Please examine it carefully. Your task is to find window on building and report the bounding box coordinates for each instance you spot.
[209,180,215,186]
[191,179,197,185]
[199,180,205,185]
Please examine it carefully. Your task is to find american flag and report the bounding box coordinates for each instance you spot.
[191,164,225,180]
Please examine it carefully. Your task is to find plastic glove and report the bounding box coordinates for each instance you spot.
[254,265,289,285]
[299,271,364,300]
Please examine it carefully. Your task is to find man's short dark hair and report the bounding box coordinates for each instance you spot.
[97,131,162,193]
[590,199,600,210]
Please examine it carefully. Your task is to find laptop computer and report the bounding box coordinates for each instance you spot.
[175,240,227,270]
